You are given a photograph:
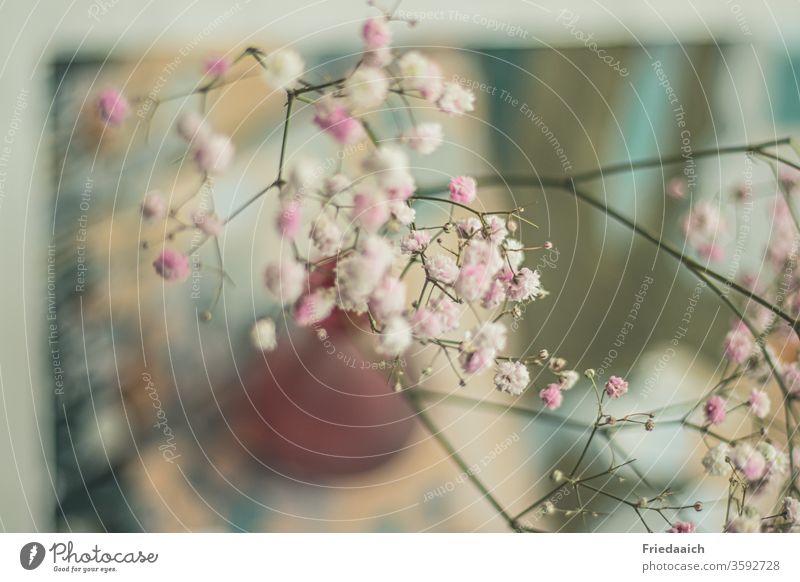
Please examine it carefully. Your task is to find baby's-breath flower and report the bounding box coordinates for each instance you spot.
[97,87,129,126]
[748,389,771,419]
[402,122,443,155]
[494,361,530,396]
[437,82,475,115]
[604,375,629,399]
[377,316,412,356]
[704,395,727,425]
[559,370,579,390]
[345,66,389,110]
[153,249,190,283]
[701,442,730,476]
[294,288,335,327]
[250,318,278,352]
[400,230,431,254]
[262,48,304,89]
[141,191,167,220]
[449,176,477,204]
[539,383,563,410]
[425,254,459,285]
[264,257,306,304]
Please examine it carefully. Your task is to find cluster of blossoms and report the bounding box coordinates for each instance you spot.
[98,3,800,533]
[99,9,582,403]
[668,158,800,532]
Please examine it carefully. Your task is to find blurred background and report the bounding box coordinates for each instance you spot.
[1,0,800,532]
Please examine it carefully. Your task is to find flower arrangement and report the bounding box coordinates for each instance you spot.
[91,2,800,533]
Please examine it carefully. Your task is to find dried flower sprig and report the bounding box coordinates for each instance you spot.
[93,2,800,532]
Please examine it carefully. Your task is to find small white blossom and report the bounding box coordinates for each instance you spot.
[263,48,304,89]
[377,316,412,356]
[402,122,443,155]
[345,67,389,110]
[702,443,731,476]
[494,361,530,395]
[251,318,277,352]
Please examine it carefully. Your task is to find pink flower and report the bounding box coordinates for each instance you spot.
[389,201,415,225]
[742,453,767,481]
[462,239,503,274]
[506,268,543,302]
[681,201,725,255]
[539,383,563,410]
[460,322,507,374]
[494,361,530,395]
[364,47,393,68]
[704,395,727,425]
[262,48,304,89]
[731,443,767,481]
[352,191,390,231]
[481,279,507,309]
[141,191,167,220]
[192,212,224,237]
[461,350,491,375]
[449,176,477,204]
[204,55,230,77]
[454,263,491,302]
[430,296,460,332]
[377,316,412,356]
[411,308,444,339]
[604,375,629,399]
[310,212,342,256]
[294,288,335,327]
[277,200,302,239]
[723,323,754,364]
[400,230,431,254]
[314,96,365,145]
[369,276,406,321]
[783,363,800,395]
[402,123,443,155]
[334,235,394,312]
[363,17,392,50]
[264,258,306,304]
[153,249,190,282]
[437,82,475,115]
[193,133,234,176]
[363,146,415,201]
[323,173,351,197]
[481,215,508,244]
[666,176,687,199]
[97,88,129,126]
[748,390,770,419]
[456,217,482,239]
[345,67,389,110]
[666,521,696,533]
[176,111,210,143]
[397,51,443,102]
[424,254,459,285]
